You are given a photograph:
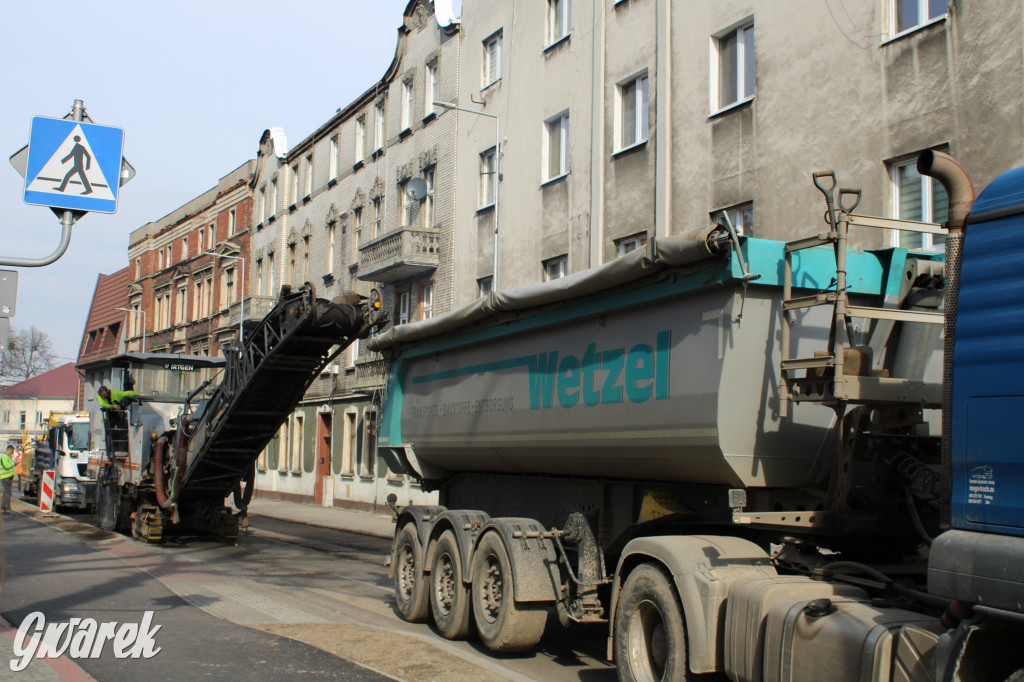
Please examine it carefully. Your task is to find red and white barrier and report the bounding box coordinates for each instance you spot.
[39,471,55,513]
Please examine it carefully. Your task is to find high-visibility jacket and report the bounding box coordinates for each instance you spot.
[0,454,15,480]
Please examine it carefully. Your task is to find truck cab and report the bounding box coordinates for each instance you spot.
[33,413,95,510]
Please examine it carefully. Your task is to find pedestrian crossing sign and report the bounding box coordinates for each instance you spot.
[23,116,125,214]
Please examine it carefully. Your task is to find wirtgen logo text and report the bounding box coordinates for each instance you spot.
[11,611,162,672]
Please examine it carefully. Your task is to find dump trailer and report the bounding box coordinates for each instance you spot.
[372,152,1024,681]
[93,283,382,542]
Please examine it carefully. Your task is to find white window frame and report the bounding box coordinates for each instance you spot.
[889,157,947,250]
[290,412,304,473]
[360,407,377,478]
[615,73,649,152]
[716,202,754,236]
[547,0,571,47]
[398,291,411,325]
[229,208,236,235]
[207,222,215,249]
[425,62,439,118]
[483,31,502,88]
[422,167,435,228]
[889,0,947,38]
[543,112,570,182]
[421,283,433,320]
[373,196,383,238]
[480,147,497,208]
[711,20,755,113]
[326,224,336,275]
[270,178,278,217]
[304,154,313,198]
[181,237,188,260]
[616,233,648,257]
[400,180,413,226]
[329,136,338,182]
[374,102,386,151]
[290,164,299,204]
[544,255,568,281]
[256,258,264,296]
[175,284,187,324]
[258,186,266,224]
[355,117,366,163]
[401,79,414,131]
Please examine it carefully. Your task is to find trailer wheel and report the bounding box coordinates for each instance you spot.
[471,531,547,652]
[430,530,473,640]
[614,563,688,682]
[393,523,430,622]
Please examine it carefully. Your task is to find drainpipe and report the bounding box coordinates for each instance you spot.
[655,0,672,241]
[916,149,974,529]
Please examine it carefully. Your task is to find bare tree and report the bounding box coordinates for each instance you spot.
[1,327,57,383]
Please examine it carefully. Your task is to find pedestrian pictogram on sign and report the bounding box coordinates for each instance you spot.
[23,117,124,214]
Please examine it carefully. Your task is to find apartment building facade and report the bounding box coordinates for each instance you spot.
[125,161,256,358]
[251,0,458,511]
[449,0,1023,303]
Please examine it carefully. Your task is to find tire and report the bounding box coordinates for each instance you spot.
[614,563,688,682]
[430,530,474,639]
[393,523,430,622]
[471,531,547,652]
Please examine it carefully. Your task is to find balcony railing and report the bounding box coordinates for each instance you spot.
[228,295,277,328]
[357,226,439,283]
[353,358,388,390]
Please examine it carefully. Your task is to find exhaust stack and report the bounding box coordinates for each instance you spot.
[917,150,975,528]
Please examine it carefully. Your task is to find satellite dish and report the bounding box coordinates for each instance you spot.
[406,177,428,201]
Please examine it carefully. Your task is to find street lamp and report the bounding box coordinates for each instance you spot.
[433,101,501,291]
[203,251,245,344]
[115,307,146,353]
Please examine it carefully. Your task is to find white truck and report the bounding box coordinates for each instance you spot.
[33,412,95,510]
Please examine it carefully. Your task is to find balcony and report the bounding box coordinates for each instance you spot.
[353,358,387,390]
[357,227,439,283]
[228,295,277,328]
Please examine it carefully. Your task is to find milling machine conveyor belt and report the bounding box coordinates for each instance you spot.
[175,284,370,500]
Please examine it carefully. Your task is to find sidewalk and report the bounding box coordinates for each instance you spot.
[244,497,396,539]
[0,616,96,681]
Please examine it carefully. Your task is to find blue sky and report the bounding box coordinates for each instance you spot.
[0,1,430,362]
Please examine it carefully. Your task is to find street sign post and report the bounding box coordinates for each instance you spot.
[22,117,125,214]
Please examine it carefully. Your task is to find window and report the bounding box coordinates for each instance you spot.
[290,413,304,473]
[342,410,357,475]
[158,249,164,270]
[483,31,502,87]
[329,136,338,182]
[269,178,278,217]
[616,233,648,256]
[547,0,571,46]
[355,117,366,163]
[373,197,383,238]
[258,186,266,224]
[268,253,275,294]
[401,79,414,131]
[229,208,236,235]
[892,0,946,35]
[360,408,377,478]
[198,229,204,252]
[422,167,435,228]
[717,203,754,236]
[135,258,141,279]
[354,207,363,244]
[617,73,649,150]
[224,267,235,306]
[304,154,313,197]
[175,284,187,324]
[425,62,439,117]
[302,236,309,283]
[291,163,299,204]
[207,223,215,249]
[182,237,188,260]
[714,22,755,111]
[544,255,567,281]
[256,258,264,296]
[288,244,296,286]
[399,180,412,226]
[420,283,433,320]
[478,276,493,297]
[891,158,948,249]
[375,102,386,151]
[167,246,172,265]
[398,290,411,325]
[544,113,569,181]
[480,147,497,207]
[327,224,336,275]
